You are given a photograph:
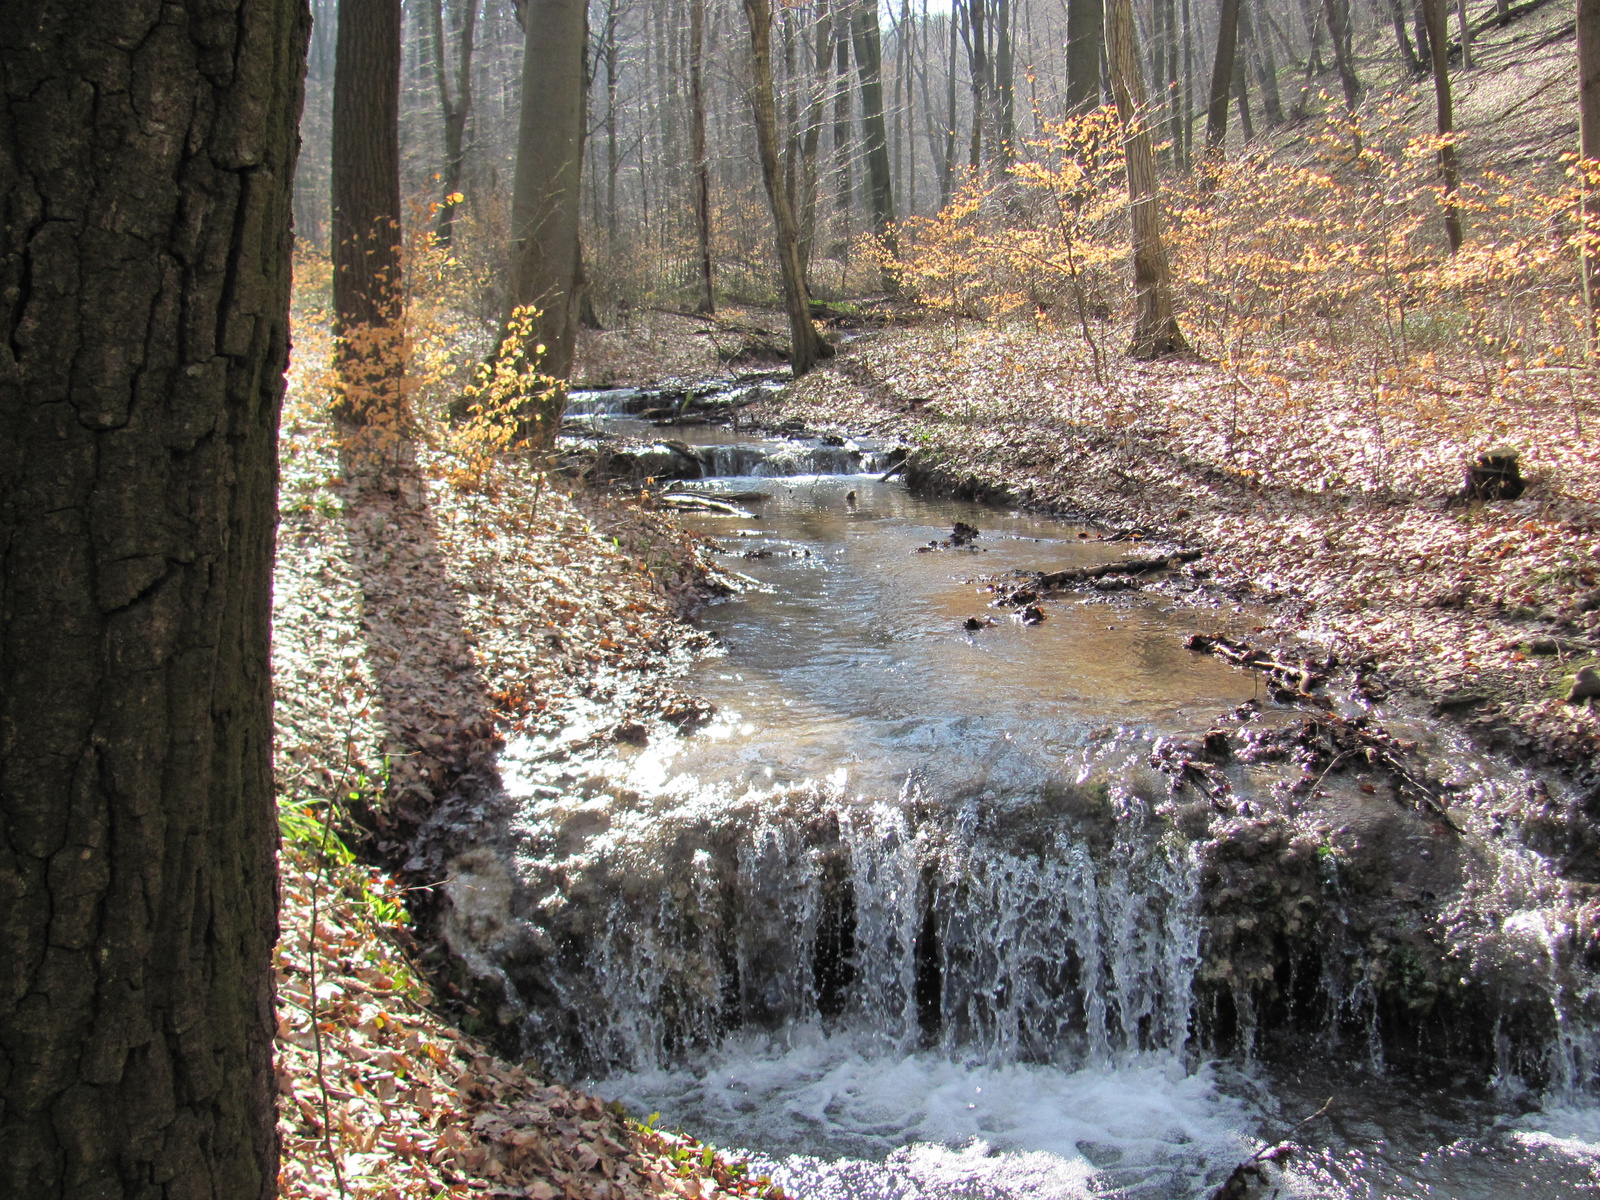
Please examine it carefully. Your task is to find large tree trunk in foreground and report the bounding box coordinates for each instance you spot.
[1421,0,1463,251]
[333,0,406,428]
[0,1,308,1196]
[1581,0,1600,341]
[1106,0,1189,358]
[744,0,833,375]
[509,0,587,392]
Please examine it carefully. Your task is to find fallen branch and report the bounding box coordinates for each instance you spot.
[1210,1097,1333,1200]
[1000,549,1204,603]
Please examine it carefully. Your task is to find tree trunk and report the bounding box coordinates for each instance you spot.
[1251,0,1284,124]
[943,9,959,202]
[995,0,1016,164]
[1322,0,1361,109]
[1421,0,1463,251]
[1106,0,1189,357]
[1456,0,1473,70]
[1183,0,1195,162]
[605,0,621,242]
[1066,0,1104,113]
[1579,0,1599,339]
[690,0,716,312]
[744,0,833,374]
[333,0,405,428]
[801,4,837,278]
[0,2,307,1197]
[851,0,899,287]
[1234,0,1256,140]
[432,0,479,246]
[1206,0,1242,153]
[509,0,587,399]
[1390,0,1423,73]
[834,20,853,225]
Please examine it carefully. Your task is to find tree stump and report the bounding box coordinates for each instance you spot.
[1464,449,1524,500]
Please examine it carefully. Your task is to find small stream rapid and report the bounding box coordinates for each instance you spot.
[453,381,1600,1197]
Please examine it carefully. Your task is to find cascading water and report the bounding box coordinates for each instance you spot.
[429,404,1600,1197]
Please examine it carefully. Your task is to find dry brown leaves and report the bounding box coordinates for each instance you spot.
[763,322,1600,767]
[273,408,777,1198]
[275,839,787,1199]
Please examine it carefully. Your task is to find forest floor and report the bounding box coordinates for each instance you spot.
[268,393,778,1195]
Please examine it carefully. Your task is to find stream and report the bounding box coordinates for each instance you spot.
[452,379,1600,1197]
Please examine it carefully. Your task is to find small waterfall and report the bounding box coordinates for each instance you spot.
[696,442,893,478]
[503,783,1201,1080]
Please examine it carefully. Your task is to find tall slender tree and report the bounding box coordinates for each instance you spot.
[431,0,479,246]
[1066,0,1103,113]
[508,0,587,393]
[1582,0,1600,340]
[333,0,406,428]
[744,0,833,374]
[1107,0,1188,356]
[851,0,899,289]
[1421,0,1463,251]
[690,0,716,312]
[1322,0,1361,109]
[1206,0,1243,153]
[0,1,309,1195]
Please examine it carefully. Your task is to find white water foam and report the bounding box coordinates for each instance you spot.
[598,1032,1257,1199]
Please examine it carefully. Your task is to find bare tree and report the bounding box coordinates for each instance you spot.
[851,0,899,290]
[1066,0,1103,113]
[1322,0,1362,109]
[1206,0,1243,153]
[1107,0,1188,356]
[431,0,479,246]
[1580,0,1600,339]
[1421,0,1463,251]
[690,0,716,312]
[0,2,308,1195]
[744,0,834,374]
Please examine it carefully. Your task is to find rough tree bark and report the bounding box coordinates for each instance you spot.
[430,0,479,246]
[1421,0,1463,251]
[1106,0,1189,357]
[1066,0,1104,113]
[690,0,716,313]
[1580,0,1600,340]
[509,0,587,391]
[0,1,308,1196]
[333,0,405,426]
[1206,0,1243,153]
[744,0,833,375]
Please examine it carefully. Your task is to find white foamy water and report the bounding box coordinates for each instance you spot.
[598,1033,1257,1199]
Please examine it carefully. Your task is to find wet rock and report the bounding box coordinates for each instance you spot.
[1566,667,1600,703]
[1020,604,1045,625]
[963,616,992,632]
[951,521,980,545]
[611,721,649,746]
[1202,729,1233,762]
[1463,448,1525,501]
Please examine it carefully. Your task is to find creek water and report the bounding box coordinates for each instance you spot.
[486,388,1600,1197]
